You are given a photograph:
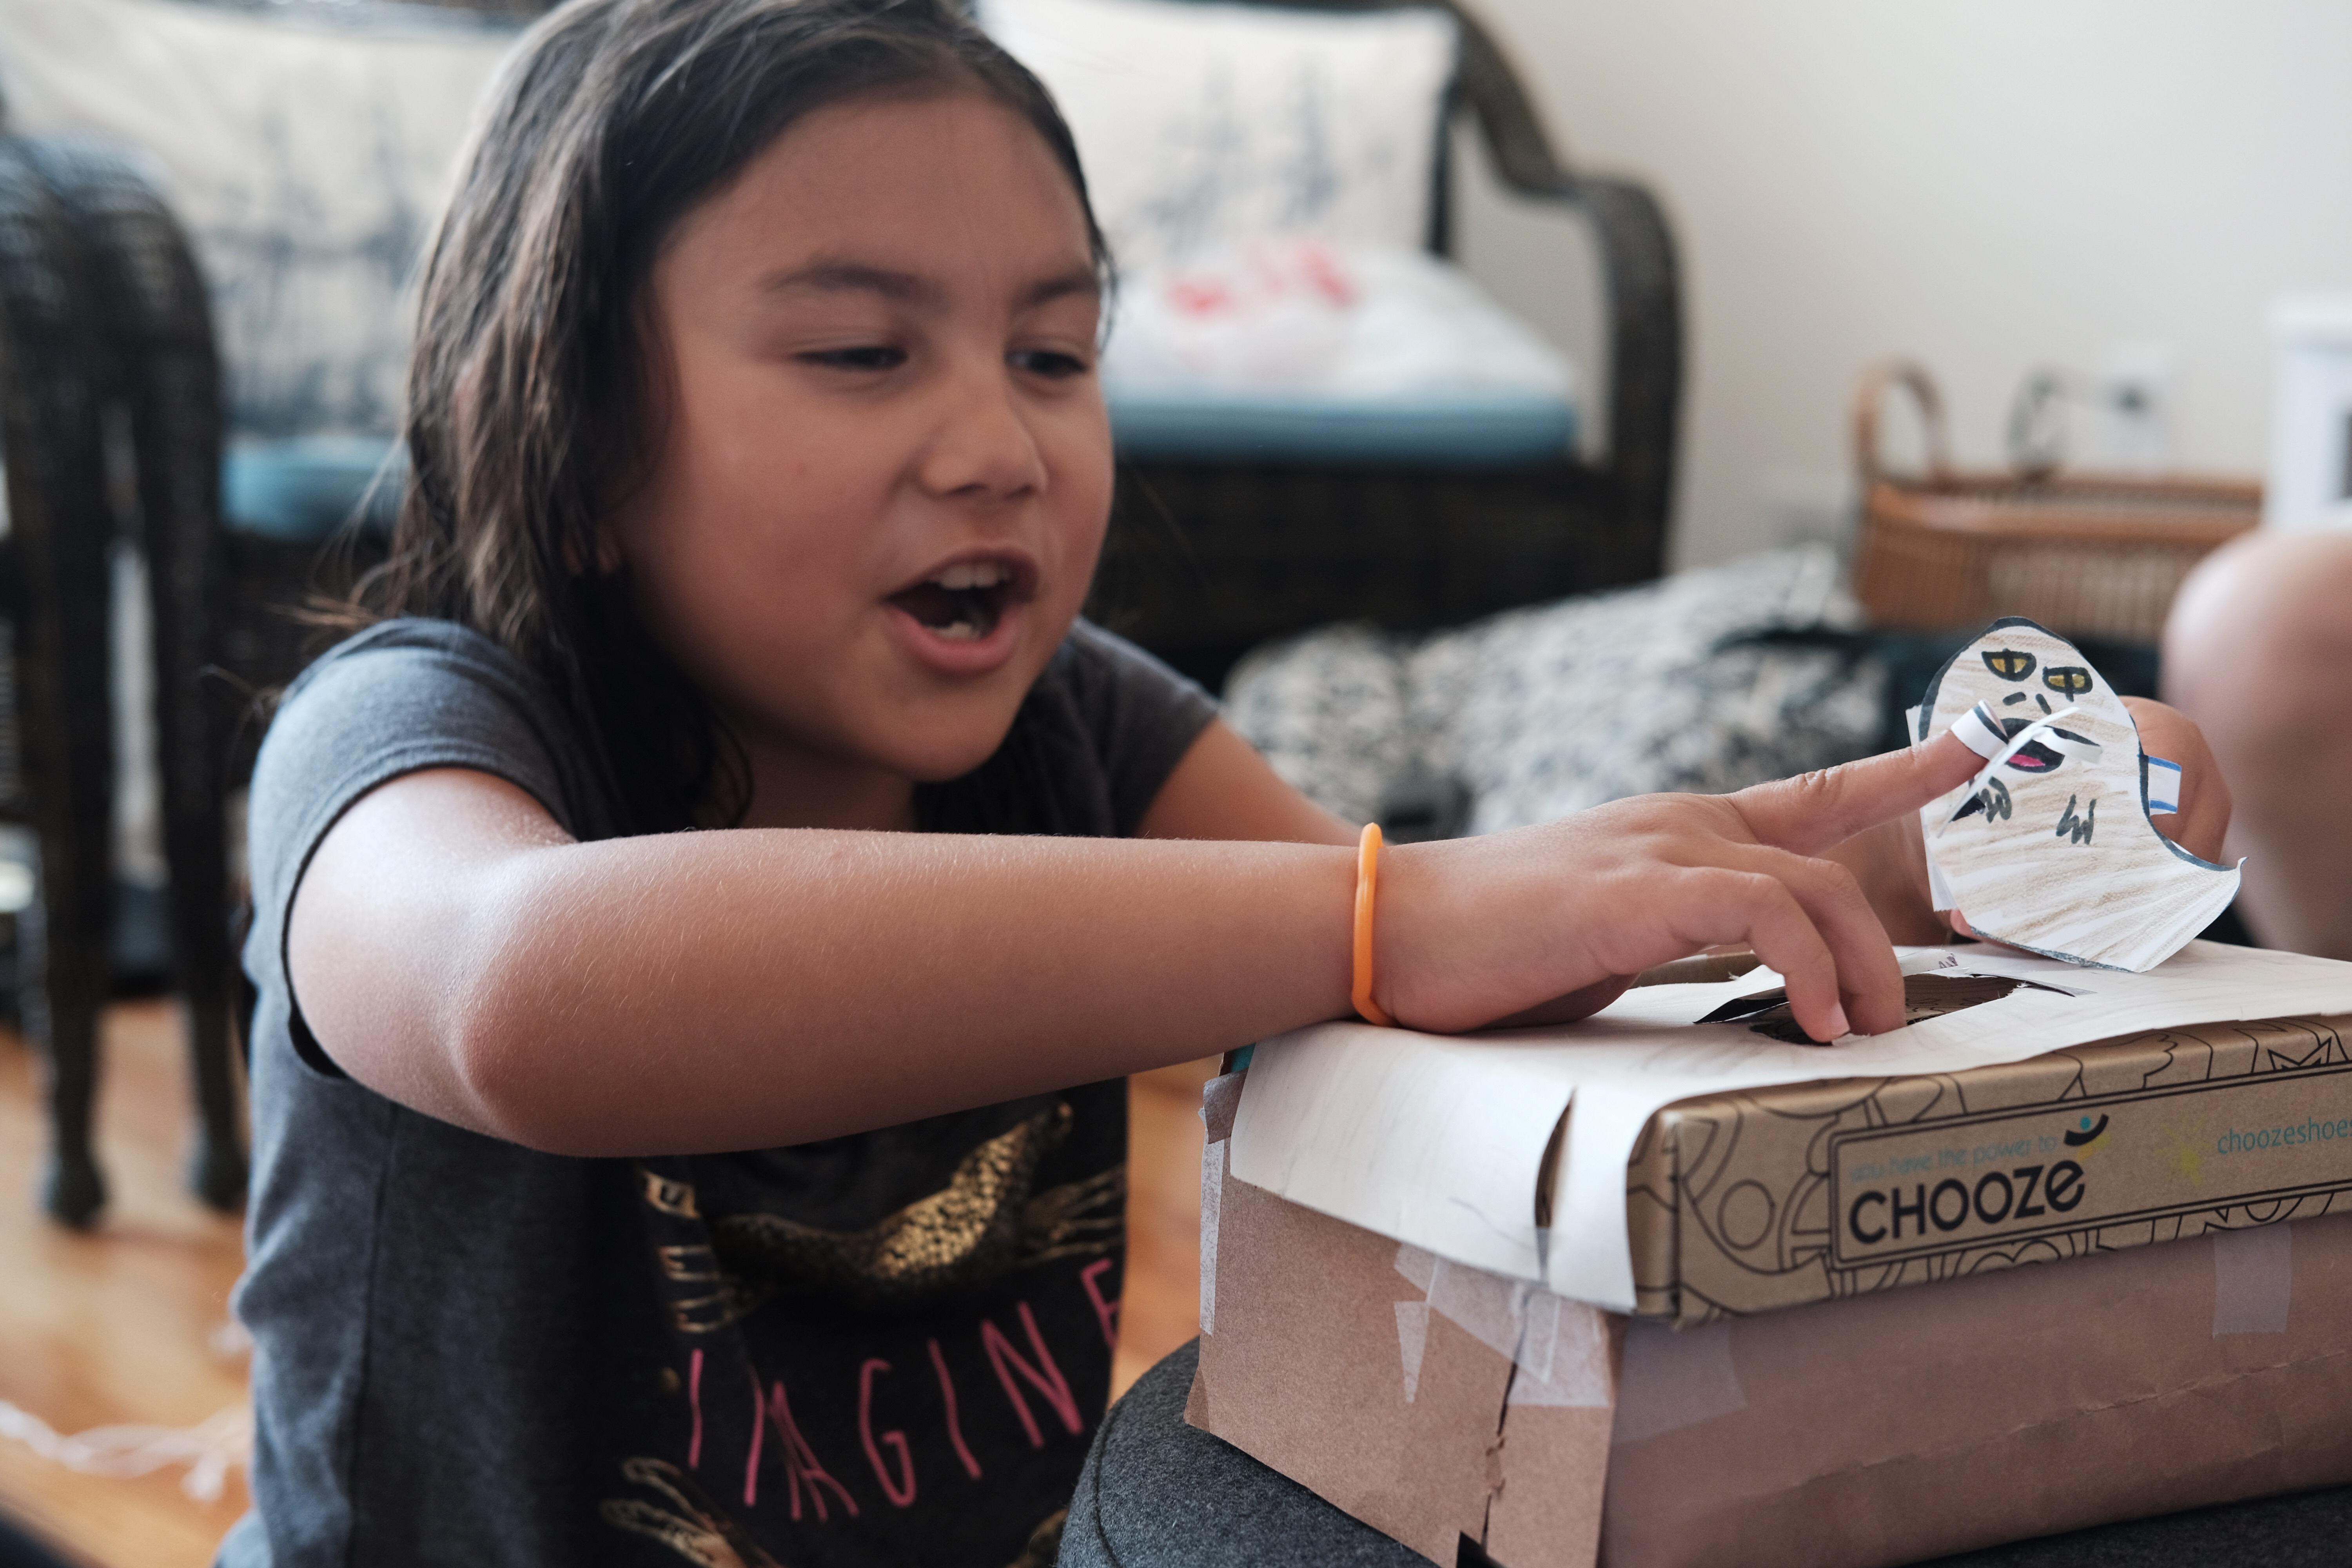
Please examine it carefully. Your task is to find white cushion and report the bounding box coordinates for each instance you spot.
[1100,236,1579,465]
[1103,237,1573,398]
[0,0,516,437]
[980,0,1457,273]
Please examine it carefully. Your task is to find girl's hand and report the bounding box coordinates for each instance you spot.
[1372,732,1984,1042]
[2120,696,2231,862]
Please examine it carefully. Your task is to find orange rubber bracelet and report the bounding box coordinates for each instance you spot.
[1352,823,1395,1027]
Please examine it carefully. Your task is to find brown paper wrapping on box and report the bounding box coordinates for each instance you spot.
[1191,1071,1623,1568]
[1191,1069,2352,1568]
[1627,1013,2352,1326]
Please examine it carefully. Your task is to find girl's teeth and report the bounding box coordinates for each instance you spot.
[933,561,1005,591]
[935,619,981,641]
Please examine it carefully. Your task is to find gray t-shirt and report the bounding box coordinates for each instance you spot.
[218,617,1216,1568]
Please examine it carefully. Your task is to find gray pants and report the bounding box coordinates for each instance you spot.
[1059,1342,2352,1568]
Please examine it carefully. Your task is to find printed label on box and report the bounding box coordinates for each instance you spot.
[1829,1064,2352,1267]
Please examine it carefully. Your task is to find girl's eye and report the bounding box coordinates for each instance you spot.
[1010,348,1089,379]
[804,345,906,372]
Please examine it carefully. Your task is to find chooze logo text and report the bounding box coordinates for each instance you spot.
[1837,1132,2090,1262]
[1826,1068,2352,1268]
[1825,1072,2352,1269]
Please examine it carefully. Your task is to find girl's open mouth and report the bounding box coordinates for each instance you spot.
[885,556,1034,645]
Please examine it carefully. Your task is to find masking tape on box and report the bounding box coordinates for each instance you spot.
[1392,1243,1612,1409]
[2212,1224,2292,1336]
[1610,1320,1746,1445]
[1200,1140,1225,1336]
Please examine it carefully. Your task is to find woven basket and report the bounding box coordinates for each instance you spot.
[1849,361,2259,644]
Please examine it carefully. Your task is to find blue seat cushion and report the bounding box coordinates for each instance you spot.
[223,436,404,542]
[1107,389,1575,470]
[218,390,1578,543]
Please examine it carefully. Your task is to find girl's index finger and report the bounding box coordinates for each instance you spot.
[1731,728,1984,857]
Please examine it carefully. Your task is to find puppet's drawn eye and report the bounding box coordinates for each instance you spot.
[1982,649,2037,681]
[2043,666,2093,697]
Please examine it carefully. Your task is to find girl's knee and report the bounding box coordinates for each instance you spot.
[2164,531,2352,724]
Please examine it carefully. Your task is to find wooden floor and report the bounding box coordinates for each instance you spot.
[0,1004,251,1568]
[0,1006,1212,1567]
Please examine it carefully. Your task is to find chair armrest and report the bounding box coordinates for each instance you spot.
[1534,174,1680,575]
[1445,3,1684,578]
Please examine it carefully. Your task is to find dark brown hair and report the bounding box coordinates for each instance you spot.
[357,0,1108,834]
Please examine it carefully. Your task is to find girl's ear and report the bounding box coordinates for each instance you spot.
[563,523,628,577]
[592,524,626,576]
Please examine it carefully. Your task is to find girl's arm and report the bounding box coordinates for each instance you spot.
[287,727,1982,1158]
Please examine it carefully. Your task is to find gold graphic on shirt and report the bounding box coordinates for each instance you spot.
[642,1171,702,1219]
[653,1243,766,1336]
[703,1103,1076,1315]
[643,1098,1127,1330]
[658,1245,723,1282]
[601,1457,782,1568]
[1018,1166,1125,1268]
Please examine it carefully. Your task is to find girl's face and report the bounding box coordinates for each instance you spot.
[610,88,1113,828]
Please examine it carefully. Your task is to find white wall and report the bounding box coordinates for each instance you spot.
[1450,0,2352,567]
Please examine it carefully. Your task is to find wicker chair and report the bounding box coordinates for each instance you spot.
[0,134,243,1226]
[1083,0,1682,689]
[95,0,1682,705]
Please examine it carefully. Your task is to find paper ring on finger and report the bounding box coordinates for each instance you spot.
[1938,705,2102,831]
[2145,755,2183,816]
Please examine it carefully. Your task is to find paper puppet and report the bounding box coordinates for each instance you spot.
[1911,617,2240,971]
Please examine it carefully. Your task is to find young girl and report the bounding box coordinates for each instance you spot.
[218,2,2224,1564]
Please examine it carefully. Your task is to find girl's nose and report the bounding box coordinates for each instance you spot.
[915,360,1048,503]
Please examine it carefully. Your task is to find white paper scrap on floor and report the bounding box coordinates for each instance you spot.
[1227,940,2352,1311]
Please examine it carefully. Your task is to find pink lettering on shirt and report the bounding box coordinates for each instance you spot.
[765,1378,860,1523]
[929,1338,984,1480]
[743,1367,765,1508]
[857,1359,918,1508]
[981,1301,1082,1448]
[1079,1258,1120,1350]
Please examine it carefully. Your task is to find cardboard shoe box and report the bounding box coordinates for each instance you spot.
[1628,1009,2352,1325]
[1229,946,2352,1324]
[1190,1069,2352,1568]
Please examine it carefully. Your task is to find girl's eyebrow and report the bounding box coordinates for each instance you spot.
[764,261,933,302]
[1020,267,1103,309]
[759,260,1101,309]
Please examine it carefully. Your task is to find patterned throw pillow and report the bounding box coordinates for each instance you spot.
[1227,548,1888,833]
[980,0,1457,273]
[0,0,516,438]
[1220,622,1412,828]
